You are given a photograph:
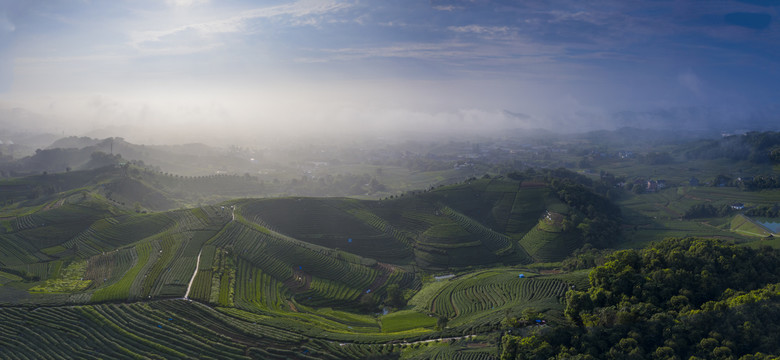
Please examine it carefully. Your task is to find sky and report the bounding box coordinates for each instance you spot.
[0,0,779,143]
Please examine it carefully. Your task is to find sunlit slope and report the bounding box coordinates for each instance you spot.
[88,207,230,302]
[0,202,232,305]
[0,177,586,359]
[200,219,416,309]
[519,198,582,262]
[0,176,588,310]
[0,298,503,359]
[408,268,579,327]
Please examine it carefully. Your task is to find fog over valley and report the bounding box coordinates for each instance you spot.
[1,1,779,146]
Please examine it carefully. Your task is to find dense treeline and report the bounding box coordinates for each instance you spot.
[561,244,611,271]
[683,203,733,219]
[708,174,780,190]
[683,131,780,164]
[746,204,780,218]
[549,178,622,248]
[741,175,780,191]
[502,238,780,359]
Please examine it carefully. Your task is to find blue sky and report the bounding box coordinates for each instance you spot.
[0,0,778,140]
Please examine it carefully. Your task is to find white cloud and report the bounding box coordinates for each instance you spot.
[166,0,209,8]
[293,38,564,75]
[446,25,517,42]
[294,42,472,63]
[130,0,352,52]
[448,25,510,35]
[433,5,461,11]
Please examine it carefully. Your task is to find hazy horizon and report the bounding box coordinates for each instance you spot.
[1,1,779,144]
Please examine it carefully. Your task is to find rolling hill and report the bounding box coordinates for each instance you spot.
[0,171,618,359]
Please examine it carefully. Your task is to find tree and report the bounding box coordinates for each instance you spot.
[521,307,542,322]
[384,284,404,308]
[359,293,377,312]
[771,147,780,163]
[504,238,780,359]
[436,315,448,330]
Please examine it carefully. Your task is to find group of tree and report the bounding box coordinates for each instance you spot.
[741,175,780,191]
[703,174,780,191]
[501,238,780,359]
[550,178,623,248]
[684,131,780,164]
[561,244,612,271]
[746,205,780,218]
[683,203,733,219]
[506,167,624,248]
[282,173,388,196]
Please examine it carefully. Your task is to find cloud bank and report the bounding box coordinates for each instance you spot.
[0,0,778,143]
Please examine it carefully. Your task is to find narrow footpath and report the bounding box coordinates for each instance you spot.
[184,206,235,300]
[177,205,484,347]
[183,249,202,299]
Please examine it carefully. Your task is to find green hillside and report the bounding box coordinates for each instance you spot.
[0,172,623,359]
[235,179,556,269]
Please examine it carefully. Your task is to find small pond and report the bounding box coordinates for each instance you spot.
[755,218,780,233]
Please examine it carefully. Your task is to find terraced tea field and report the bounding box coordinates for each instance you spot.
[0,176,592,359]
[410,269,574,327]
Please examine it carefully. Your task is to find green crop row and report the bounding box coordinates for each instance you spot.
[214,222,380,291]
[417,270,570,322]
[234,259,288,312]
[91,242,149,302]
[0,301,255,359]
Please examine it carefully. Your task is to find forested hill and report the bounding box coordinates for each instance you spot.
[0,136,249,176]
[682,131,780,164]
[501,238,780,359]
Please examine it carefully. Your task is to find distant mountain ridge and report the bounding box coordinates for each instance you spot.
[1,136,249,177]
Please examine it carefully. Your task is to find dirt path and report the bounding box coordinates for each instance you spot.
[184,205,234,300]
[184,249,203,299]
[41,199,64,212]
[402,334,476,345]
[339,334,477,347]
[283,270,311,293]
